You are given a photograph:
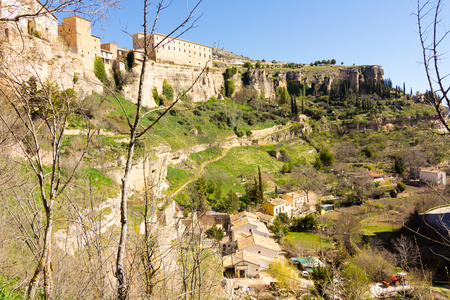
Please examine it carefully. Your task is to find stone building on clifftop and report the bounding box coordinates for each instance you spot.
[132,32,212,67]
[58,15,100,71]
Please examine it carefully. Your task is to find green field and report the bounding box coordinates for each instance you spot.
[205,146,285,193]
[286,231,335,251]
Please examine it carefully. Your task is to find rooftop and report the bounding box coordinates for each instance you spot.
[236,233,280,252]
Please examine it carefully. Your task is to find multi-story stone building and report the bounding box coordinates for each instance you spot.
[0,0,58,41]
[132,32,212,67]
[58,15,100,71]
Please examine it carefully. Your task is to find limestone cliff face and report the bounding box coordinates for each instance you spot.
[231,65,383,99]
[1,32,103,96]
[122,62,224,107]
[121,63,383,108]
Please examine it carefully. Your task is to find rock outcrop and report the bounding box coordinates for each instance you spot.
[123,62,224,107]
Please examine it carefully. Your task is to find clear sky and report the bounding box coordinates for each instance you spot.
[68,0,450,93]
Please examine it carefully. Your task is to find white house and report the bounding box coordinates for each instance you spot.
[223,250,273,279]
[419,168,447,186]
[230,211,270,238]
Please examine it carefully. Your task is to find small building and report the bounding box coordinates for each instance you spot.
[262,198,290,217]
[223,250,273,279]
[419,168,446,186]
[291,256,325,273]
[230,211,270,238]
[281,191,308,209]
[199,211,230,232]
[369,173,385,183]
[319,204,334,215]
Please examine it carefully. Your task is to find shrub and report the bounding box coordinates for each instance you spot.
[396,182,406,193]
[319,148,335,166]
[126,51,134,70]
[243,62,252,69]
[390,189,398,198]
[205,224,224,242]
[94,56,108,85]
[225,80,236,97]
[152,87,164,106]
[162,79,174,101]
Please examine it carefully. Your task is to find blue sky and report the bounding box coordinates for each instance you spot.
[70,0,450,93]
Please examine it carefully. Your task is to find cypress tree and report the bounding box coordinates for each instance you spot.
[258,166,263,204]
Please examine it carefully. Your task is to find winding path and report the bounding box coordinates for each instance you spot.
[171,146,231,196]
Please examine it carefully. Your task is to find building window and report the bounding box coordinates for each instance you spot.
[168,46,170,50]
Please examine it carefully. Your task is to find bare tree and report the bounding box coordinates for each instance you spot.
[111,1,208,298]
[0,76,92,298]
[416,0,450,133]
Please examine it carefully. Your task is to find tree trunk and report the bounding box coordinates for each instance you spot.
[116,137,136,300]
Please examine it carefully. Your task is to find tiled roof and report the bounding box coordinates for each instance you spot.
[236,233,281,252]
[265,198,287,206]
[285,191,307,198]
[254,212,274,223]
[223,250,273,267]
[230,211,258,223]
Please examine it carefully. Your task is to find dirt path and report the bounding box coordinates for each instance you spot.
[171,147,231,197]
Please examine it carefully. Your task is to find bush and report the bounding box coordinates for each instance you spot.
[225,80,236,97]
[152,87,164,106]
[390,189,398,198]
[205,224,224,242]
[162,79,174,101]
[396,182,406,193]
[94,56,107,84]
[319,148,335,166]
[243,62,252,69]
[126,51,134,70]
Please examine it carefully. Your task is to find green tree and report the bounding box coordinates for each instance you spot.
[224,80,235,97]
[125,51,134,70]
[162,79,174,102]
[397,182,406,192]
[394,155,405,174]
[255,61,261,68]
[222,189,240,213]
[243,61,252,69]
[205,224,224,242]
[319,148,335,167]
[313,157,324,170]
[94,56,107,84]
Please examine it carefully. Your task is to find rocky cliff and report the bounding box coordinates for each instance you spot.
[122,62,224,107]
[232,65,384,99]
[121,62,384,108]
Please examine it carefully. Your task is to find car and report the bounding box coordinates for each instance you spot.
[301,271,310,277]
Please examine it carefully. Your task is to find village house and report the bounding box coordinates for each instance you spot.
[369,173,385,183]
[58,15,101,71]
[132,32,212,67]
[281,191,308,210]
[0,0,58,42]
[199,211,230,232]
[261,198,291,217]
[223,233,281,258]
[229,211,270,239]
[223,250,273,279]
[419,167,447,186]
